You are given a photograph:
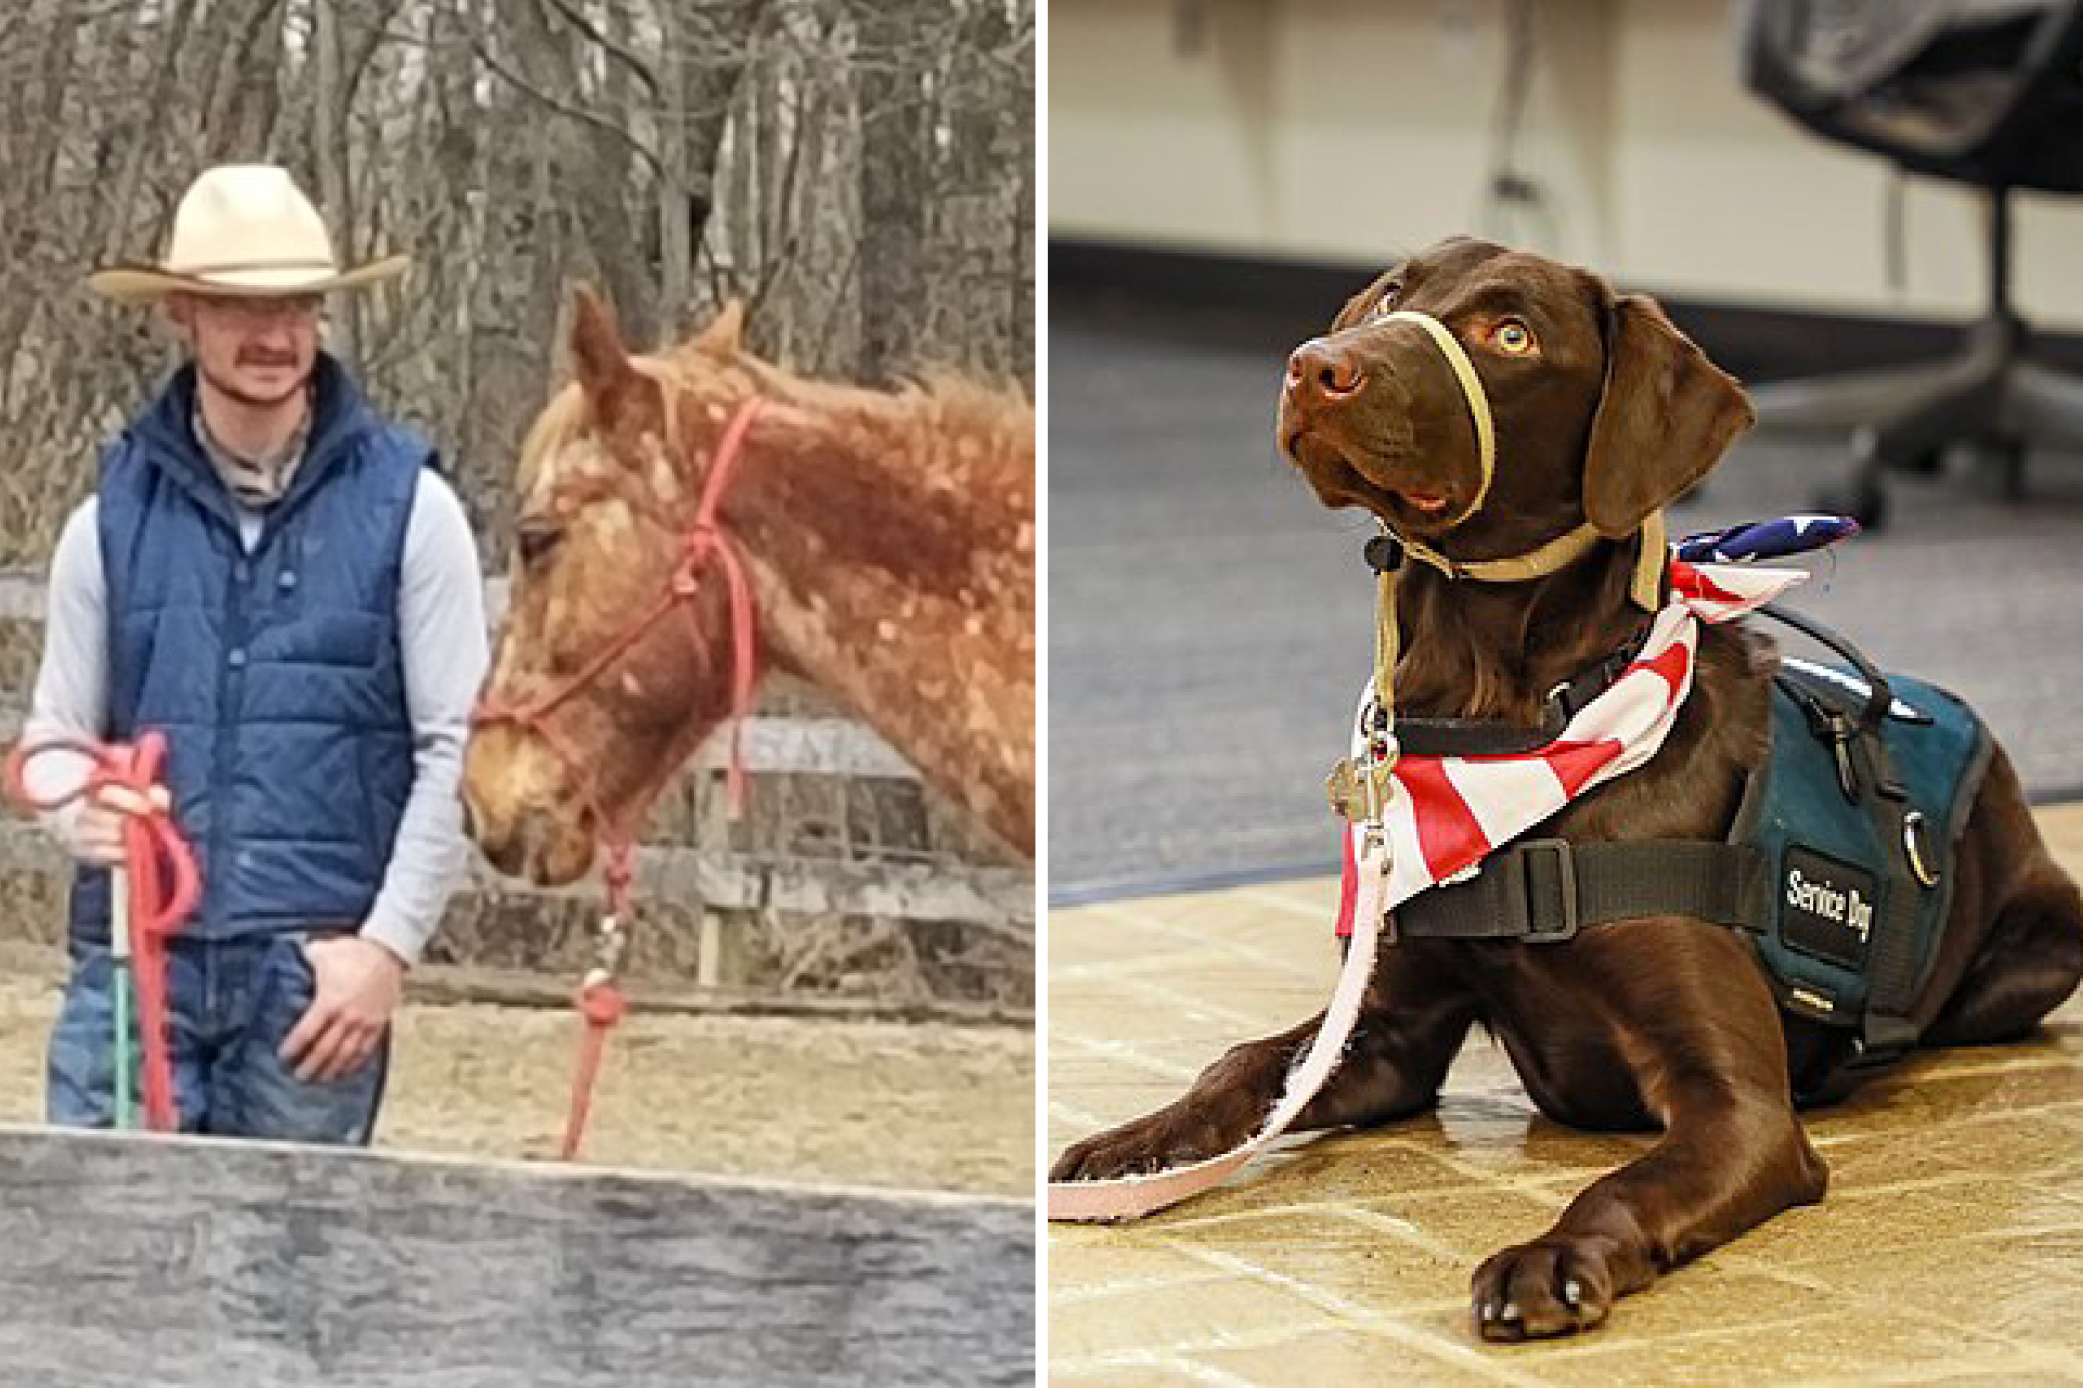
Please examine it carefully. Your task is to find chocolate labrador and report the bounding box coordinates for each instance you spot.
[1049,237,2083,1339]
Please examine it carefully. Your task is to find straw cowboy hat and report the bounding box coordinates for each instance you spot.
[87,164,408,303]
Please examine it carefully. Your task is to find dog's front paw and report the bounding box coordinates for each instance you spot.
[1470,1237,1624,1341]
[1049,1102,1243,1183]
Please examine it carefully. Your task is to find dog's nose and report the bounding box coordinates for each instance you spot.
[1287,340,1365,401]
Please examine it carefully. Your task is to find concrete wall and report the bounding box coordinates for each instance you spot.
[0,1125,1034,1388]
[1049,0,2083,326]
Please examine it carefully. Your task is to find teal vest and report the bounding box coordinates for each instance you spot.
[1733,656,1992,1081]
[1375,608,1994,1100]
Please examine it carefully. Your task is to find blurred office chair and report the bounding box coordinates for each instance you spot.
[1740,0,2083,527]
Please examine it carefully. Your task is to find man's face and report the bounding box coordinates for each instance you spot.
[167,292,322,407]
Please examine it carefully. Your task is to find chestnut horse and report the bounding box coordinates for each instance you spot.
[463,291,1035,885]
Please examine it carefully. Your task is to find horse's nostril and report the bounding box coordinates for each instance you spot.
[460,798,478,842]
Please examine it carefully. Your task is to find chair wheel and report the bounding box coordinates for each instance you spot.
[1813,474,1887,530]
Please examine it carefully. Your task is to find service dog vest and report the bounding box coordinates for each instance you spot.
[1734,656,1990,1093]
[1365,606,1990,1099]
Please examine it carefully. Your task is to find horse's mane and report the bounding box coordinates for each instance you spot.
[517,335,1033,599]
[653,341,1033,455]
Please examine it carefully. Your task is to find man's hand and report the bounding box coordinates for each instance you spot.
[65,798,129,868]
[279,935,406,1083]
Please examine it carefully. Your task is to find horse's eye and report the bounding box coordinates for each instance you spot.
[515,517,563,567]
[1370,284,1403,320]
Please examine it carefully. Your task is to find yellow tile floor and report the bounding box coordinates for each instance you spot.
[1048,805,2083,1386]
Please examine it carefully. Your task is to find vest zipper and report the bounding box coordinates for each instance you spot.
[210,522,255,937]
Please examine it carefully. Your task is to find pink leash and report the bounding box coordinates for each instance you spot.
[1046,843,1388,1221]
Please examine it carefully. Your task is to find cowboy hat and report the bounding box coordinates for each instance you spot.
[86,164,408,303]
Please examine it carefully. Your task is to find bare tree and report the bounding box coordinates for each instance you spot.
[849,0,928,385]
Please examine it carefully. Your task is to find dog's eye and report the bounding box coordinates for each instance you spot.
[1491,319,1537,355]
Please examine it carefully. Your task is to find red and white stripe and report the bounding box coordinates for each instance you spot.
[1334,559,1805,936]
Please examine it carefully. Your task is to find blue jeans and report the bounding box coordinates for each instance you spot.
[47,932,389,1143]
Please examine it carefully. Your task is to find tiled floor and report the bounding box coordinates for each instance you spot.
[1048,805,2083,1386]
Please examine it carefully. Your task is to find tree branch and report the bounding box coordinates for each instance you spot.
[468,33,663,179]
[534,0,657,97]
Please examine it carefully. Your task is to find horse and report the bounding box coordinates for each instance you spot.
[462,289,1035,888]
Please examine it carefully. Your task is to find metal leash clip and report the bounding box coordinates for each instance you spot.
[1363,721,1400,943]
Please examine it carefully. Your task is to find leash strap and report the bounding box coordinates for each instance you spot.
[561,971,628,1161]
[1046,838,1390,1222]
[560,843,632,1161]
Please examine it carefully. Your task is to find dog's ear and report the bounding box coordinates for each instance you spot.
[1582,294,1754,538]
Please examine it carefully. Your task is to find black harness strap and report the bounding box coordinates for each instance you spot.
[1391,837,1773,944]
[1394,635,1648,757]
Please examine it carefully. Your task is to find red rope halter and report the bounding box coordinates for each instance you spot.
[471,394,766,1160]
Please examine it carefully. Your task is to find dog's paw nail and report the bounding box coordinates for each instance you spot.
[1479,1297,1500,1322]
[1563,1278,1583,1307]
[1500,1301,1522,1322]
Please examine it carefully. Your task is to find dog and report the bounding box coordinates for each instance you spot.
[1049,236,2083,1340]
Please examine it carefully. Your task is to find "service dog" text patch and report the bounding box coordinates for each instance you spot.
[1782,846,1880,970]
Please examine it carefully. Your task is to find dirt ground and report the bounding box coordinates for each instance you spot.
[0,942,1034,1199]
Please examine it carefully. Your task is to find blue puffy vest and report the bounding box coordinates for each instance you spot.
[67,355,430,945]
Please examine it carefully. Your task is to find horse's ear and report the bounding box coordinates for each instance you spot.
[694,300,746,356]
[569,285,641,402]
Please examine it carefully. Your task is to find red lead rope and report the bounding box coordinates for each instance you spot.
[560,842,632,1160]
[5,732,200,1131]
[473,397,768,1162]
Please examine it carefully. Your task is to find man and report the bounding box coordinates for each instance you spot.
[22,163,487,1142]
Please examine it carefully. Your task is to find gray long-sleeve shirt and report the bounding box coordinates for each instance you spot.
[22,471,490,965]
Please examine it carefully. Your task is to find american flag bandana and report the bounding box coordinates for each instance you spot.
[1332,557,1810,937]
[1673,514,1860,565]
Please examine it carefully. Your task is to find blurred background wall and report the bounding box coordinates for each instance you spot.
[1047,0,2083,899]
[1051,0,2083,324]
